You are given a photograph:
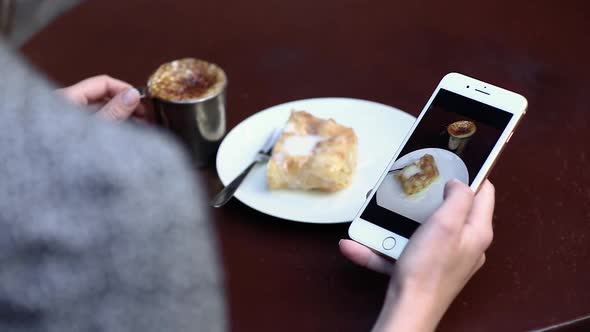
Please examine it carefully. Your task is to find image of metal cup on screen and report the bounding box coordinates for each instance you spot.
[376,148,469,223]
[447,120,477,155]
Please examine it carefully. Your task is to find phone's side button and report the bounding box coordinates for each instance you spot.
[382,237,397,250]
[506,131,514,143]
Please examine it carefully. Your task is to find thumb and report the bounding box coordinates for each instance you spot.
[98,88,140,121]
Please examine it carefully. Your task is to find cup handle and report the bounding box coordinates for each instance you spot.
[135,86,149,99]
[134,86,165,126]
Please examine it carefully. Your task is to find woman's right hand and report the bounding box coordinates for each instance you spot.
[340,179,495,332]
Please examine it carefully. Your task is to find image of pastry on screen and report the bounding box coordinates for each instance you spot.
[376,147,469,223]
[374,89,512,223]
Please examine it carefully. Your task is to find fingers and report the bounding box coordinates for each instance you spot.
[472,254,486,278]
[339,239,394,275]
[463,254,487,285]
[427,179,474,236]
[476,253,486,270]
[469,180,495,227]
[98,88,141,121]
[132,104,149,117]
[464,180,495,252]
[59,75,132,105]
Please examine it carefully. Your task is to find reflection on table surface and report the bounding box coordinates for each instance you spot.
[21,0,590,331]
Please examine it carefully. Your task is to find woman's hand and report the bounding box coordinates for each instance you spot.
[340,179,495,332]
[56,75,150,122]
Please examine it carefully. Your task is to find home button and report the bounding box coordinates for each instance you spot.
[382,237,396,250]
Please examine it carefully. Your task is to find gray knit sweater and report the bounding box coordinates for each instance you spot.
[0,44,226,331]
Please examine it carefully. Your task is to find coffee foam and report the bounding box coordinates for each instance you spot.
[147,58,226,102]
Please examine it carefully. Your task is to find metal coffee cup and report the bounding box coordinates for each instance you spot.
[447,120,476,155]
[140,58,227,167]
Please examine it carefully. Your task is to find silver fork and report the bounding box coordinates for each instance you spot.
[387,161,417,174]
[388,167,403,174]
[210,129,282,208]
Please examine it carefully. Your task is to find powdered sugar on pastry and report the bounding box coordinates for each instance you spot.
[282,135,325,156]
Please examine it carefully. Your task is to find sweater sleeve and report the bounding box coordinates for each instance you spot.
[0,44,226,332]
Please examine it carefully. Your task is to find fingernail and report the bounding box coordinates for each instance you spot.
[449,178,462,185]
[121,88,139,107]
[444,179,460,198]
[338,239,343,245]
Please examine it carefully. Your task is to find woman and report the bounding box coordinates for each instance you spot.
[60,74,494,332]
[0,43,494,331]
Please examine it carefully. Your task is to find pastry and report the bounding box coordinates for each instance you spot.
[396,154,439,195]
[266,111,358,192]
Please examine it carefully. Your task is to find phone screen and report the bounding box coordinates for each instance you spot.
[360,88,513,238]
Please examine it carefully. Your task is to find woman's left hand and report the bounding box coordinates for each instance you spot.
[57,75,151,122]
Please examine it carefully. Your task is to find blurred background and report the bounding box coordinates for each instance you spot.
[0,0,79,45]
[4,1,590,331]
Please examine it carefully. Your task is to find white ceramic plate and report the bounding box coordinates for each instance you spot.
[376,148,469,223]
[216,98,416,223]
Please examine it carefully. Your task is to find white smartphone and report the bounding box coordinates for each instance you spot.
[348,73,527,259]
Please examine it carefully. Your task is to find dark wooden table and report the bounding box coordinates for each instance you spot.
[21,1,590,331]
